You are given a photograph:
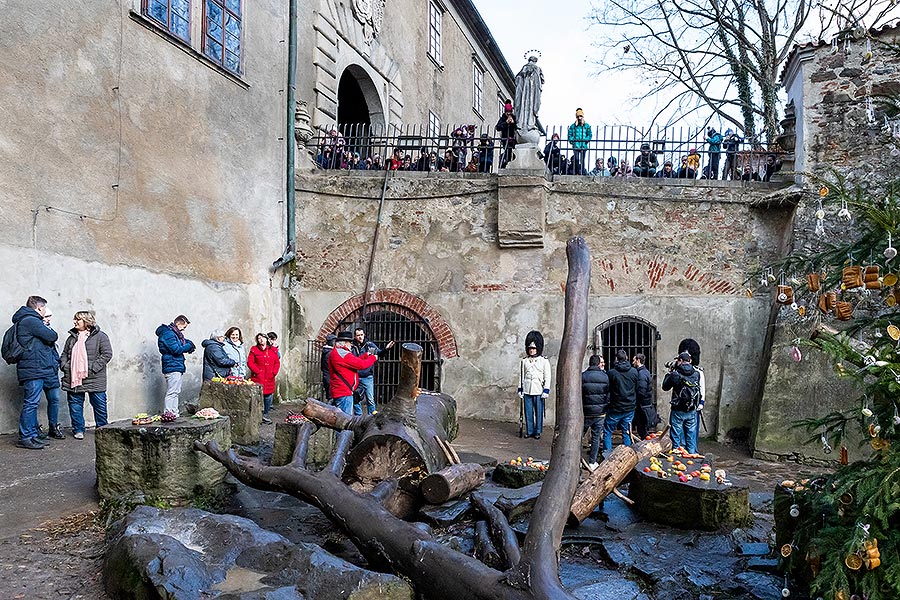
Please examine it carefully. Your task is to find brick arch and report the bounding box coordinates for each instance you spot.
[316,289,458,358]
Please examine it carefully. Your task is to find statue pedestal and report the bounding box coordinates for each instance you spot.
[496,174,546,248]
[199,380,262,445]
[501,142,547,175]
[95,417,231,503]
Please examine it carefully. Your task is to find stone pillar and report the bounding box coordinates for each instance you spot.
[271,421,335,468]
[96,417,231,502]
[198,380,262,445]
[496,175,547,248]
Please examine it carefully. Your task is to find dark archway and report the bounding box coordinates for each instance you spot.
[593,316,660,401]
[306,301,442,404]
[337,69,371,128]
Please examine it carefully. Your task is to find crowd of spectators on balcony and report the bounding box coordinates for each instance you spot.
[313,119,782,182]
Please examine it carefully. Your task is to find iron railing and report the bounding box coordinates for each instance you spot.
[309,123,785,181]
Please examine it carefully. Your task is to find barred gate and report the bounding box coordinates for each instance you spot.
[305,302,442,405]
[593,316,660,402]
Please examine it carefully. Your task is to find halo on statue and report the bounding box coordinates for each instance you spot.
[523,49,542,61]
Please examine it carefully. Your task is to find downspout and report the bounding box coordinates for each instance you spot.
[273,0,298,271]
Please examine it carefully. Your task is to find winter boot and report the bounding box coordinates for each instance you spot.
[49,424,66,439]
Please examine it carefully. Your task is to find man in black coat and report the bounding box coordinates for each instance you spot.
[604,349,639,451]
[10,296,59,449]
[581,354,609,468]
[201,330,237,381]
[632,353,659,439]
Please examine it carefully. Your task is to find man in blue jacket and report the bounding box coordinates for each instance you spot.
[11,296,60,449]
[156,315,195,416]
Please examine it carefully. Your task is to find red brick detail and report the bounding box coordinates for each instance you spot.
[316,289,458,358]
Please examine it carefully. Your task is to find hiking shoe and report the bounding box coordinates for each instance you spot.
[261,417,272,424]
[49,424,66,439]
[36,424,49,440]
[587,462,600,471]
[73,431,84,440]
[16,438,44,450]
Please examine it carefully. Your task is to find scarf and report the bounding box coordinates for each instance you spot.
[169,322,187,345]
[71,330,90,388]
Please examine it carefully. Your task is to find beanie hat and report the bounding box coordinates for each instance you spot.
[504,102,513,112]
[575,108,584,118]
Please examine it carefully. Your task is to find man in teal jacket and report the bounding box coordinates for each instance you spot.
[567,108,592,175]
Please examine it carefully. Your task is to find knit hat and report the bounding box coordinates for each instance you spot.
[504,102,513,113]
[575,108,584,118]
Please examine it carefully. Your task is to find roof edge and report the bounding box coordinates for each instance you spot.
[450,0,516,97]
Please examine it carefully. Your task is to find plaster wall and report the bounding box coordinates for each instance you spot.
[290,173,793,439]
[0,0,290,433]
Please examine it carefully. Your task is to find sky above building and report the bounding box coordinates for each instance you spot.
[472,0,650,130]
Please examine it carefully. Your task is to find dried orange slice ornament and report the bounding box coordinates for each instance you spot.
[819,186,829,197]
[884,273,898,287]
[887,324,900,340]
[781,544,793,557]
[887,295,897,307]
[845,553,863,570]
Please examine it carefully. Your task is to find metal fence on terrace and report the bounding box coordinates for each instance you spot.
[309,123,784,181]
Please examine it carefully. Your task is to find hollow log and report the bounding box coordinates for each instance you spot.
[421,463,486,504]
[568,430,673,526]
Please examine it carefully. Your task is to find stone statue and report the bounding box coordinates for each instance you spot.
[514,52,545,144]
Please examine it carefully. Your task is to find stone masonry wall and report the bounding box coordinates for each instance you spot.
[291,172,795,440]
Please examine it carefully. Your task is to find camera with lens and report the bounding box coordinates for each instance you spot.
[665,357,679,370]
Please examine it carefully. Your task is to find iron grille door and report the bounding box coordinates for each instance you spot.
[593,316,659,402]
[305,339,325,400]
[333,303,442,405]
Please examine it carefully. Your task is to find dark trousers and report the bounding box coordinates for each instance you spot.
[582,416,604,463]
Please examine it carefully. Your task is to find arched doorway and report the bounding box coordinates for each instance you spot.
[336,65,385,155]
[307,301,443,404]
[593,316,660,400]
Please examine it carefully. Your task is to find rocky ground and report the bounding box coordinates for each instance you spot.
[0,408,828,600]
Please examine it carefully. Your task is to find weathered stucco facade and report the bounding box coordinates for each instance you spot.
[0,0,514,434]
[291,172,794,440]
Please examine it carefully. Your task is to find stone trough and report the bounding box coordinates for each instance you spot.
[627,456,751,530]
[95,416,231,503]
[199,380,263,445]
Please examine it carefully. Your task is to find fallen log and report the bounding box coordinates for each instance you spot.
[421,463,486,504]
[473,520,503,570]
[568,428,672,526]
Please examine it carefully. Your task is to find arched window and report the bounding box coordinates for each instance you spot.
[593,315,660,399]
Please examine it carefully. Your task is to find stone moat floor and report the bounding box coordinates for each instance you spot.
[0,406,828,599]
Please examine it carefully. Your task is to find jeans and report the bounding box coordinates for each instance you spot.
[19,377,60,440]
[334,395,353,414]
[572,149,588,175]
[164,372,183,414]
[670,409,698,453]
[68,391,109,433]
[583,416,604,463]
[603,411,633,451]
[263,393,273,415]
[353,376,376,416]
[523,394,544,436]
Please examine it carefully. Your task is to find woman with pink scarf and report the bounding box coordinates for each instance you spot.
[60,311,113,440]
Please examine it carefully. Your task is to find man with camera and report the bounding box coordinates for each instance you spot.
[662,351,702,453]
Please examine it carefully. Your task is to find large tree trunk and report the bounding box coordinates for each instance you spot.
[195,237,591,600]
[568,429,673,526]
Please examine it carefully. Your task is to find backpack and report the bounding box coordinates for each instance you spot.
[673,375,702,411]
[2,323,25,365]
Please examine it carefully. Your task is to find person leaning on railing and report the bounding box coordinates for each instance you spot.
[495,102,518,168]
[633,143,658,178]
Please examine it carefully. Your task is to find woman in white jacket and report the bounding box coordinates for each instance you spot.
[518,330,551,439]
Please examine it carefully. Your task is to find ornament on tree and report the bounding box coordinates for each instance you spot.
[789,503,801,518]
[777,285,794,305]
[884,233,897,260]
[837,199,852,222]
[883,272,898,287]
[819,291,837,313]
[807,272,821,292]
[790,346,803,362]
[820,431,833,454]
[863,265,881,289]
[840,444,849,465]
[842,266,863,289]
[835,301,853,320]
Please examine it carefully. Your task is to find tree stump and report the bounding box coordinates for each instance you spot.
[627,457,751,530]
[96,417,230,502]
[198,380,262,445]
[272,421,334,468]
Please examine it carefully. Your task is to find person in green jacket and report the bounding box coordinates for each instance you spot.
[706,126,723,180]
[567,108,592,175]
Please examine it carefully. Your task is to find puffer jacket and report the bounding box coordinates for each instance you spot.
[12,306,59,383]
[607,360,638,414]
[635,365,653,408]
[201,338,237,381]
[60,326,113,392]
[156,324,195,374]
[581,366,609,417]
[223,340,246,378]
[248,344,280,395]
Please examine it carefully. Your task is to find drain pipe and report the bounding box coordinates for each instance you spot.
[361,168,392,320]
[273,0,298,271]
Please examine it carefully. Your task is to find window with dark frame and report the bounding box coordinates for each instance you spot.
[143,0,191,41]
[472,61,484,115]
[428,1,442,65]
[203,0,242,74]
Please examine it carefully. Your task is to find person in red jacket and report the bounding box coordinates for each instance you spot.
[248,332,280,423]
[328,330,377,414]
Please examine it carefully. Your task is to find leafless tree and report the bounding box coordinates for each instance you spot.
[590,0,898,143]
